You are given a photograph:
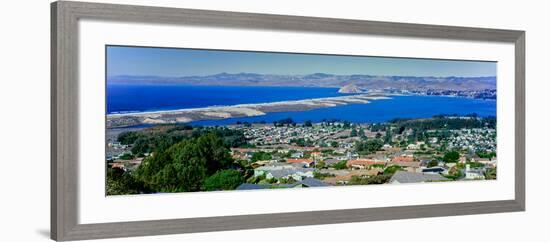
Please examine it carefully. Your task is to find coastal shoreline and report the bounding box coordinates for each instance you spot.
[106,94,391,128]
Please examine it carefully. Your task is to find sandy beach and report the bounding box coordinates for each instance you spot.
[106,94,391,128]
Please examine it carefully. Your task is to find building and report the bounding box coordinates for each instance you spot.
[310,152,322,160]
[389,171,449,184]
[391,156,415,163]
[421,167,446,174]
[110,162,125,170]
[389,156,420,170]
[464,164,486,180]
[254,165,315,181]
[253,164,294,176]
[323,169,383,185]
[297,177,330,187]
[290,151,304,158]
[286,158,314,167]
[346,159,386,169]
[322,158,340,166]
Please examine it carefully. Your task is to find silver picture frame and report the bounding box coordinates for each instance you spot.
[51,1,525,241]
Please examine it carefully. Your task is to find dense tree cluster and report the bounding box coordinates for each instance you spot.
[355,139,383,155]
[204,170,246,191]
[347,174,392,185]
[133,133,236,193]
[106,167,144,195]
[485,167,497,180]
[290,138,314,147]
[250,151,272,162]
[331,160,348,170]
[442,151,460,163]
[116,125,247,155]
[389,115,496,131]
[108,127,249,195]
[476,151,497,159]
[273,118,296,127]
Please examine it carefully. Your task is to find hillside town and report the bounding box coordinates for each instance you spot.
[106,115,497,194]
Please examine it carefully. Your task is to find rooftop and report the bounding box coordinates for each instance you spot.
[236,183,268,190]
[390,171,449,183]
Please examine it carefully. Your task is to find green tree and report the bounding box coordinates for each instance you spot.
[117,131,145,145]
[106,167,143,195]
[315,161,326,169]
[313,171,335,179]
[383,165,404,175]
[250,151,272,162]
[343,121,351,129]
[304,120,313,127]
[358,128,366,138]
[485,167,497,180]
[134,133,233,193]
[444,166,463,180]
[355,139,383,155]
[203,170,245,191]
[118,153,134,160]
[384,129,392,144]
[348,174,392,185]
[442,151,460,163]
[332,160,348,170]
[476,151,496,159]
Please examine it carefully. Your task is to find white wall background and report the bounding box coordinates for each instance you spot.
[0,0,547,241]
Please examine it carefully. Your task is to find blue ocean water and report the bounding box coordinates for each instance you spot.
[107,84,496,125]
[107,84,351,114]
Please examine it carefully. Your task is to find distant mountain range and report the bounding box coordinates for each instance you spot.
[108,73,496,91]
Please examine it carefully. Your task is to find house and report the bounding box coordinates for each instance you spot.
[254,164,295,176]
[270,168,314,181]
[322,158,340,166]
[421,167,446,174]
[251,159,278,167]
[389,171,449,184]
[108,142,128,149]
[445,162,457,169]
[474,157,497,166]
[389,156,420,169]
[390,160,421,168]
[298,177,330,187]
[391,156,415,163]
[290,151,304,158]
[322,169,383,185]
[111,162,125,170]
[464,164,485,180]
[286,158,314,167]
[310,152,322,160]
[365,154,390,163]
[346,159,386,169]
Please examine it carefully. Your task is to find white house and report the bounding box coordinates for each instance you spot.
[464,164,485,180]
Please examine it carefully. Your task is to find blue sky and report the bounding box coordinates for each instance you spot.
[106,45,496,77]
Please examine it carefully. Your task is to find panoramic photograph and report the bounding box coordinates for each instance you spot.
[105,45,497,195]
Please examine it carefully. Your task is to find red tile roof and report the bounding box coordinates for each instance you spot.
[392,156,415,163]
[346,159,386,167]
[287,158,314,164]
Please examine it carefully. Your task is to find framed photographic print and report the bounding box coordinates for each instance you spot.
[51,1,525,241]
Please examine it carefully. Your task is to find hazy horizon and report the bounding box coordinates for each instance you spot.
[107,45,497,78]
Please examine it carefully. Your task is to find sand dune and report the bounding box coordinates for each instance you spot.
[106,94,390,128]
